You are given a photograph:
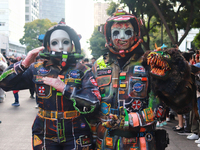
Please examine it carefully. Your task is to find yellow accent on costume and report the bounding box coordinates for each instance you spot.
[33,135,42,147]
[97,56,107,69]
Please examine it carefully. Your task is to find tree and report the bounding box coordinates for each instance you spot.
[120,0,200,50]
[106,1,120,16]
[19,19,57,52]
[89,26,106,58]
[193,32,200,49]
[149,0,200,47]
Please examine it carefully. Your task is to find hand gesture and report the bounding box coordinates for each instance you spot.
[22,46,44,68]
[42,76,65,92]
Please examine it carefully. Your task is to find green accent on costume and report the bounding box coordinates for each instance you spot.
[73,53,83,59]
[62,54,68,59]
[70,98,95,114]
[116,12,126,16]
[97,56,107,69]
[58,119,66,142]
[74,79,81,84]
[119,76,126,80]
[124,109,129,127]
[101,93,105,97]
[52,87,56,90]
[148,90,160,109]
[57,92,62,96]
[84,117,91,129]
[0,68,15,81]
[117,139,120,150]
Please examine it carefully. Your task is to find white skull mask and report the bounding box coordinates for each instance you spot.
[111,21,135,50]
[50,29,72,52]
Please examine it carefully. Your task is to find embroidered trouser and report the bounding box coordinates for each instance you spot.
[32,115,93,150]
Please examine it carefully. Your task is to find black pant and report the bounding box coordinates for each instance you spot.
[29,87,35,97]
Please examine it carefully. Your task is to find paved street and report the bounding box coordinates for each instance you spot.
[0,89,199,150]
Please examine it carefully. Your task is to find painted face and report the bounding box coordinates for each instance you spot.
[111,21,134,50]
[50,29,72,52]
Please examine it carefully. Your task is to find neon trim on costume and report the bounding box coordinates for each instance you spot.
[70,97,95,114]
[0,68,15,81]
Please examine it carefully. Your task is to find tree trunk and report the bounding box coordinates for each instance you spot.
[150,0,176,45]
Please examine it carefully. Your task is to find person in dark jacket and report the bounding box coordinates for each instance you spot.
[0,24,100,150]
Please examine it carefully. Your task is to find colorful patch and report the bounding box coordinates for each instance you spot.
[156,106,164,118]
[79,135,91,147]
[38,67,50,75]
[119,90,125,94]
[69,70,80,78]
[122,137,137,144]
[81,123,86,128]
[33,135,42,147]
[143,108,154,122]
[132,100,142,110]
[38,86,45,96]
[134,65,145,73]
[34,62,43,68]
[133,82,143,92]
[92,89,101,101]
[65,78,81,85]
[96,139,102,149]
[145,133,153,142]
[101,102,111,115]
[34,75,43,82]
[90,77,98,86]
[97,69,112,76]
[105,137,113,147]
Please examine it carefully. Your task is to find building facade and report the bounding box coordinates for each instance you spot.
[25,0,39,23]
[178,28,200,51]
[39,0,65,23]
[0,0,26,57]
[94,2,109,27]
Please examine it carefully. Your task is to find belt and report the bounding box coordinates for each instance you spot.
[38,108,80,119]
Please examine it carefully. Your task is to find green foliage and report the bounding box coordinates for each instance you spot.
[149,25,174,50]
[119,0,200,49]
[19,19,57,52]
[106,1,120,16]
[193,32,200,49]
[89,26,106,58]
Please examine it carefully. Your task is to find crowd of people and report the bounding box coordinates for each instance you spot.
[0,53,45,108]
[0,8,200,150]
[169,49,200,148]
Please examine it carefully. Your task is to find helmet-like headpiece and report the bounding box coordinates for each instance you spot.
[99,9,143,57]
[43,24,81,54]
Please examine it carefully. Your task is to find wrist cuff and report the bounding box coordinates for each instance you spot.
[14,61,27,74]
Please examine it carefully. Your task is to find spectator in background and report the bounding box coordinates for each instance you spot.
[190,54,196,65]
[8,57,20,107]
[195,51,200,63]
[91,57,96,65]
[187,62,200,145]
[2,52,9,66]
[83,58,92,68]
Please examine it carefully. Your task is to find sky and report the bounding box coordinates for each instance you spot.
[65,0,95,58]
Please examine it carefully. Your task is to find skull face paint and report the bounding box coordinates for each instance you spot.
[111,21,134,51]
[50,29,72,52]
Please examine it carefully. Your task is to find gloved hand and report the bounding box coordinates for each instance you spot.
[22,46,44,68]
[42,76,65,92]
[102,108,125,130]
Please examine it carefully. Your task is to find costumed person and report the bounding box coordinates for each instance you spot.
[0,23,100,150]
[92,9,168,150]
[0,53,8,102]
